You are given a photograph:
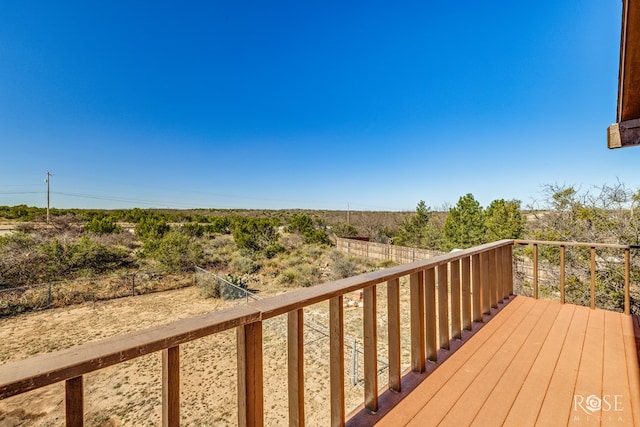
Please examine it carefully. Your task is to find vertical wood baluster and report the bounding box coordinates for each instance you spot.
[330,296,345,427]
[288,310,305,427]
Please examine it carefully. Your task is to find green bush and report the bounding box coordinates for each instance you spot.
[179,223,205,238]
[38,237,131,279]
[230,256,260,274]
[232,217,282,256]
[286,213,332,245]
[148,231,204,272]
[277,268,298,285]
[135,216,170,241]
[84,217,121,234]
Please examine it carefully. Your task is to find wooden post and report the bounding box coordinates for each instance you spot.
[410,271,425,371]
[490,249,498,309]
[501,245,510,299]
[65,376,84,427]
[590,247,596,310]
[625,248,631,315]
[288,310,305,427]
[237,322,264,427]
[387,278,401,392]
[451,259,461,340]
[472,254,482,322]
[329,296,345,427]
[424,268,437,362]
[461,257,472,331]
[363,285,378,413]
[506,244,514,296]
[480,252,491,315]
[437,264,449,350]
[560,246,566,304]
[533,244,539,300]
[163,346,180,427]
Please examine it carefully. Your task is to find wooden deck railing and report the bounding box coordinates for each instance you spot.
[3,238,616,426]
[514,240,640,315]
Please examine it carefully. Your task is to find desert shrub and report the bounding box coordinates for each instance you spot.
[286,213,332,245]
[179,223,206,238]
[296,264,321,287]
[135,216,170,241]
[84,217,121,234]
[277,268,299,285]
[197,274,220,298]
[232,217,282,256]
[330,250,359,279]
[66,237,132,275]
[147,231,204,272]
[92,229,138,250]
[36,237,131,280]
[230,256,260,274]
[207,216,232,234]
[277,264,321,288]
[0,205,45,221]
[280,233,304,251]
[332,223,359,238]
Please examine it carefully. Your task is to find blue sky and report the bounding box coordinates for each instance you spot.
[0,1,635,211]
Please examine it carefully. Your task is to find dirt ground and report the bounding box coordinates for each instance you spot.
[0,282,415,427]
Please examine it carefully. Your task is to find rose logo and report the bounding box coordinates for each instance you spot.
[584,395,602,413]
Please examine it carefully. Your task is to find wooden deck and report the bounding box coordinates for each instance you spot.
[373,296,640,427]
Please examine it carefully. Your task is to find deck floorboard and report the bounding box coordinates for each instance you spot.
[366,296,640,427]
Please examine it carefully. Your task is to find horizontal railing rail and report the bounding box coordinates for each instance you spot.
[514,239,639,314]
[0,239,569,426]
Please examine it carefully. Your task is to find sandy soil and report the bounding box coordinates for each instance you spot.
[0,282,415,427]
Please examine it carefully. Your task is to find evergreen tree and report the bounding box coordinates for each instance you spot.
[484,199,525,241]
[444,193,486,250]
[396,200,432,248]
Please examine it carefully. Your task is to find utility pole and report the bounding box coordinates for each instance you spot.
[45,171,52,223]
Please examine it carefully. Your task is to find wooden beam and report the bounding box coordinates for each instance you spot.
[610,0,640,148]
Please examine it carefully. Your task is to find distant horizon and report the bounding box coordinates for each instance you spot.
[2,1,638,212]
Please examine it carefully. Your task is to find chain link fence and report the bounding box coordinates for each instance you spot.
[0,269,194,317]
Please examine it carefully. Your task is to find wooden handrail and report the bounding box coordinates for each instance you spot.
[514,239,640,250]
[0,304,261,399]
